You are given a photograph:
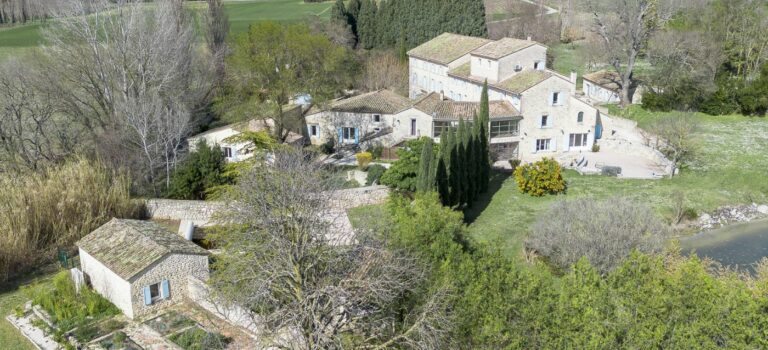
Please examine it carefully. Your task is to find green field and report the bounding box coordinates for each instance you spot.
[350,108,768,257]
[0,0,335,60]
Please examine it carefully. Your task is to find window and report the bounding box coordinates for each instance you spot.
[143,280,169,305]
[490,120,520,138]
[552,92,560,106]
[222,147,233,158]
[309,125,319,137]
[433,121,453,138]
[540,115,549,128]
[373,114,381,123]
[536,139,551,152]
[410,119,417,136]
[342,127,355,141]
[569,133,589,147]
[149,283,161,302]
[534,61,540,70]
[514,64,522,72]
[577,112,584,123]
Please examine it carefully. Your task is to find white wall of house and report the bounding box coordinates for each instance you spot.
[471,45,547,83]
[583,80,620,104]
[187,126,252,162]
[79,249,135,319]
[515,75,597,160]
[409,55,471,99]
[305,111,396,146]
[129,254,209,319]
[392,108,433,141]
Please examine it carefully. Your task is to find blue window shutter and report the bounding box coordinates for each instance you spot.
[338,128,342,143]
[161,280,170,299]
[354,128,359,144]
[143,286,152,305]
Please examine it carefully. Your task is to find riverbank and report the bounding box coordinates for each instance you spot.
[696,203,768,231]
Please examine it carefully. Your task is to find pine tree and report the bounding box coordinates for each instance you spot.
[416,138,435,192]
[330,0,348,26]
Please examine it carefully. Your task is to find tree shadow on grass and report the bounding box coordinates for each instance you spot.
[464,170,512,224]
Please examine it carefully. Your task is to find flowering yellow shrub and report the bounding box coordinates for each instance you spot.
[514,158,566,196]
[355,152,373,170]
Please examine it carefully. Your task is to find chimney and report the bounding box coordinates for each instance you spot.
[178,220,195,241]
[440,90,445,100]
[570,71,578,94]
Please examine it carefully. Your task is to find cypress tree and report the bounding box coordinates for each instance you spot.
[346,0,361,41]
[330,0,348,26]
[479,81,491,193]
[436,130,450,205]
[457,118,469,206]
[416,138,435,192]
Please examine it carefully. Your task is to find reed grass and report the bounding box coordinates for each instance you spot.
[0,158,141,281]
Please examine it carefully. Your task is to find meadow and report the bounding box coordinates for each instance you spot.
[0,0,335,60]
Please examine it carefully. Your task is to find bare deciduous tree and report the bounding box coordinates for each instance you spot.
[210,149,452,349]
[527,197,669,274]
[647,29,724,98]
[650,112,700,177]
[42,0,215,194]
[359,51,408,95]
[586,0,677,106]
[0,57,82,172]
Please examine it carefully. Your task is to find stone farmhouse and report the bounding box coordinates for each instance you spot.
[306,33,617,162]
[76,219,209,319]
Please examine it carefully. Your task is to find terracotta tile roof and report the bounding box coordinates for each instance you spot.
[413,93,520,120]
[306,90,412,116]
[448,64,556,94]
[77,219,208,281]
[407,33,492,65]
[471,37,539,59]
[583,70,621,92]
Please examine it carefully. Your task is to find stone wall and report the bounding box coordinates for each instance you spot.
[144,199,224,227]
[186,276,261,336]
[327,185,390,210]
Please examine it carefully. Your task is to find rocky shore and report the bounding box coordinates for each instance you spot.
[696,203,768,230]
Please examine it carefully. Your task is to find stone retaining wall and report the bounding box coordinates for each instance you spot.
[144,199,224,226]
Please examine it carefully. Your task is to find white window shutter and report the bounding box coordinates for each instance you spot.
[532,140,537,153]
[548,92,554,106]
[563,134,570,151]
[551,138,557,152]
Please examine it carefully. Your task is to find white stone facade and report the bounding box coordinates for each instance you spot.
[79,249,134,318]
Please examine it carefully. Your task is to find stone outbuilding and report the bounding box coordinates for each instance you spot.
[76,219,209,319]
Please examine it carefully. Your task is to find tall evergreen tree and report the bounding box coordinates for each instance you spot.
[457,118,469,206]
[416,138,435,192]
[330,0,347,26]
[357,0,378,49]
[478,81,491,193]
[436,131,451,205]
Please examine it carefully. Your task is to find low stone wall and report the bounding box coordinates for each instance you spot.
[144,199,223,226]
[327,185,390,210]
[186,276,260,337]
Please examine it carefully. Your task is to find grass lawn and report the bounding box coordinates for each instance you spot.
[0,268,57,350]
[0,0,335,60]
[349,107,768,258]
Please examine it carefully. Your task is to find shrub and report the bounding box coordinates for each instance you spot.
[369,145,384,159]
[0,158,139,282]
[355,152,373,170]
[380,137,436,192]
[591,143,600,152]
[366,164,386,185]
[170,327,229,350]
[508,159,521,171]
[167,140,227,200]
[513,158,566,196]
[527,197,669,274]
[24,271,120,333]
[320,139,335,155]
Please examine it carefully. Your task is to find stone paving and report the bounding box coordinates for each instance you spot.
[5,304,60,350]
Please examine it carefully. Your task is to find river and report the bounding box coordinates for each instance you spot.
[680,219,768,273]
